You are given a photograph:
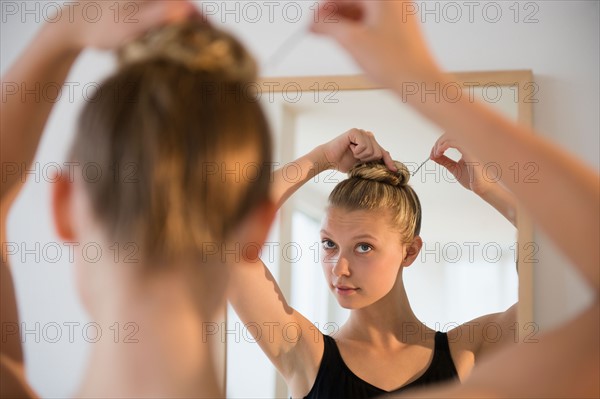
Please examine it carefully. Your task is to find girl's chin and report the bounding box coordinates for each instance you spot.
[335,297,365,310]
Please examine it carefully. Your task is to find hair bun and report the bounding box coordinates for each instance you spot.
[348,161,411,187]
[117,20,257,82]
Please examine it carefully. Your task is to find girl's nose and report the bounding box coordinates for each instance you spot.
[331,255,351,277]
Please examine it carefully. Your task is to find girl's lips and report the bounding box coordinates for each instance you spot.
[335,286,359,296]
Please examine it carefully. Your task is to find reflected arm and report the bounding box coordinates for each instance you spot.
[272,128,395,209]
[416,80,599,292]
[271,147,329,209]
[476,184,517,227]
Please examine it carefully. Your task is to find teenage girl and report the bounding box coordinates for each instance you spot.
[229,127,518,398]
[311,1,599,397]
[1,4,276,397]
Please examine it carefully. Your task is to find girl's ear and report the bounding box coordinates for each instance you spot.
[401,236,423,267]
[51,173,76,241]
[232,199,277,262]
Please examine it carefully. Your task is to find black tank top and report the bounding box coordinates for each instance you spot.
[303,332,459,399]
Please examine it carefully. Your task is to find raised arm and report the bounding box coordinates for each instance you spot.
[229,128,393,392]
[0,2,197,397]
[430,134,517,227]
[0,1,197,200]
[312,1,599,293]
[311,1,598,397]
[271,128,396,208]
[426,133,518,375]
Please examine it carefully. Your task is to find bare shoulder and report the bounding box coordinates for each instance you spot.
[446,304,518,380]
[419,303,599,398]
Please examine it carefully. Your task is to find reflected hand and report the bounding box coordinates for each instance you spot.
[320,128,396,173]
[430,133,495,196]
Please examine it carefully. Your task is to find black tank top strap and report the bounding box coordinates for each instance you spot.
[433,331,459,378]
[400,331,459,391]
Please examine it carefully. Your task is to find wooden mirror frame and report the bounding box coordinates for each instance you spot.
[223,70,535,396]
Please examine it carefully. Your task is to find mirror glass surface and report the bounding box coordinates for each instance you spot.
[227,78,523,398]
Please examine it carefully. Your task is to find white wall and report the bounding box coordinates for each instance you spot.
[1,1,598,397]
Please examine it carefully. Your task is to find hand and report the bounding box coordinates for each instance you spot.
[55,0,199,52]
[319,128,396,173]
[430,133,495,196]
[310,1,442,90]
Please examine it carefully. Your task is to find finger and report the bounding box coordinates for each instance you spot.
[353,140,374,159]
[432,132,452,151]
[362,131,378,155]
[166,1,200,23]
[349,135,367,156]
[310,1,369,48]
[311,1,366,26]
[382,150,397,172]
[431,154,458,174]
[349,130,371,156]
[435,132,450,143]
[127,3,172,35]
[136,0,195,31]
[187,5,211,25]
[434,140,451,158]
[345,128,364,146]
[431,135,445,158]
[433,138,462,159]
[359,148,383,163]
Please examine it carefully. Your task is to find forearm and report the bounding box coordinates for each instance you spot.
[1,22,81,199]
[271,146,329,209]
[398,72,599,291]
[478,185,517,227]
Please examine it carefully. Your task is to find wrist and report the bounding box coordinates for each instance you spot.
[476,183,508,208]
[473,184,494,199]
[42,18,86,55]
[308,145,333,174]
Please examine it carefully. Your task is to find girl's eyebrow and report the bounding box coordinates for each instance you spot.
[319,230,378,242]
[352,234,378,242]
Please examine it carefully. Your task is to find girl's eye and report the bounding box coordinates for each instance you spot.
[321,240,336,250]
[356,244,372,253]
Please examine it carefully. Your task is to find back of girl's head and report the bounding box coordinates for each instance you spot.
[69,20,271,265]
[328,161,421,242]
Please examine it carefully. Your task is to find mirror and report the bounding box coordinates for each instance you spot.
[226,71,535,397]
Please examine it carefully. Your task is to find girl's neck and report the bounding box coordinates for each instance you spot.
[344,276,430,347]
[76,264,225,398]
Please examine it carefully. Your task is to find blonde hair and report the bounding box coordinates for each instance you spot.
[328,161,422,242]
[69,20,271,266]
